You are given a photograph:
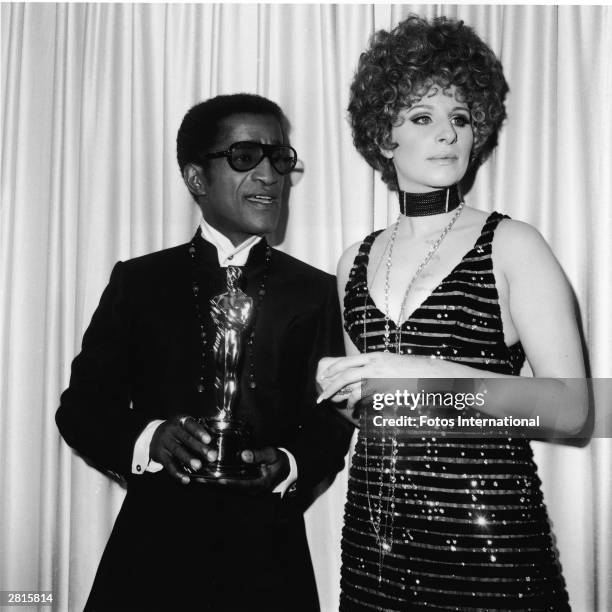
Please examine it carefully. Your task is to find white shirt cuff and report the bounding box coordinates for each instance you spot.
[273,448,298,497]
[131,420,165,474]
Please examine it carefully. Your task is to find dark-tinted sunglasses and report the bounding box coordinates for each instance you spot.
[202,141,298,175]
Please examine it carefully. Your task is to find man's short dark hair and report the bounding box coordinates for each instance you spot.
[176,93,286,173]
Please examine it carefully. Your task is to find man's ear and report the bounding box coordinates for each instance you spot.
[182,164,206,197]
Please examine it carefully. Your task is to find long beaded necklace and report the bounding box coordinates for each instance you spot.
[188,228,272,393]
[363,199,464,583]
[384,202,464,352]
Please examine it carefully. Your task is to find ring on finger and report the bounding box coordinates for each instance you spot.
[338,384,355,397]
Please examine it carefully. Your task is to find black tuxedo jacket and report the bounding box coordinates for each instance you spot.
[56,233,353,611]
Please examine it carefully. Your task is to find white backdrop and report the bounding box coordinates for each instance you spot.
[1,4,611,611]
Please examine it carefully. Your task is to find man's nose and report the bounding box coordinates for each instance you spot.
[251,156,279,184]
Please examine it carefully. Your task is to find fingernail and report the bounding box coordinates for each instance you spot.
[181,476,190,485]
[316,395,325,404]
[190,459,201,470]
[207,450,217,462]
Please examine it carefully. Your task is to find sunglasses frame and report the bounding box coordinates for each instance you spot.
[201,141,298,175]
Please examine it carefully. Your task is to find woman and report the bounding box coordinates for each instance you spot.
[317,15,587,611]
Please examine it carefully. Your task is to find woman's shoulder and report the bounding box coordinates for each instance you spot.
[462,206,545,245]
[336,230,383,280]
[491,215,557,278]
[494,216,547,250]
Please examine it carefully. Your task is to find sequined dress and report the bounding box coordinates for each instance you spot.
[340,213,570,611]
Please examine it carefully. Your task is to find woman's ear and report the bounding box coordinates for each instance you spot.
[379,146,394,160]
[182,164,206,197]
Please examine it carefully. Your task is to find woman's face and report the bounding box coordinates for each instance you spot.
[382,85,473,192]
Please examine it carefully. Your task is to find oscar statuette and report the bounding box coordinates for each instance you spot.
[190,266,259,481]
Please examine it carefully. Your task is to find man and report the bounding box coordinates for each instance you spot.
[56,94,353,611]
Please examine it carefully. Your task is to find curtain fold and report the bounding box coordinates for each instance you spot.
[1,4,610,611]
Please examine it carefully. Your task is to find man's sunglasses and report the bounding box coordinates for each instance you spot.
[201,141,298,175]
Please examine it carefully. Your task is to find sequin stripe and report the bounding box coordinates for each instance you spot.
[375,525,554,540]
[353,443,534,460]
[342,551,549,584]
[341,588,402,612]
[347,493,536,511]
[398,601,523,611]
[358,439,533,452]
[352,453,536,466]
[342,534,551,573]
[344,505,543,526]
[343,566,422,602]
[344,515,553,546]
[347,481,544,502]
[345,494,546,518]
[453,252,492,264]
[345,564,564,603]
[427,282,499,299]
[442,305,499,319]
[454,263,495,272]
[343,528,549,557]
[350,463,538,478]
[354,466,530,480]
[452,326,499,337]
[415,308,498,323]
[444,278,495,295]
[353,461,536,474]
[413,289,499,304]
[353,456,533,470]
[344,562,556,600]
[353,447,535,461]
[366,440,530,450]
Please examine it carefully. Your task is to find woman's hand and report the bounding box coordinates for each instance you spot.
[317,353,434,411]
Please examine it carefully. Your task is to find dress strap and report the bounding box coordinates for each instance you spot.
[347,229,383,290]
[475,211,509,248]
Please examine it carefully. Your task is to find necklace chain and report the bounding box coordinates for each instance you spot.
[188,229,272,393]
[364,202,464,583]
[384,203,464,352]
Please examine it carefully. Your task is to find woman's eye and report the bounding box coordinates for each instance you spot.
[452,115,471,127]
[411,115,431,125]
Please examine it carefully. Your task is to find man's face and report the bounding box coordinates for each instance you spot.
[198,113,285,246]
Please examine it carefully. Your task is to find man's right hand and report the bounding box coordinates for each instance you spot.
[150,416,216,484]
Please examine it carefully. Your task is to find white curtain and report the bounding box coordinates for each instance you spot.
[1,4,610,611]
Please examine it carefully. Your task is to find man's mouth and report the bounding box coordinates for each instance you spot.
[245,194,277,204]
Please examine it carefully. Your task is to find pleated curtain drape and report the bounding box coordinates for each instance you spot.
[1,4,611,611]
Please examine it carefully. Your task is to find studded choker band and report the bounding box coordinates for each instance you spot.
[399,185,462,216]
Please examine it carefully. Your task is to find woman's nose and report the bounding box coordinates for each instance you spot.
[437,122,458,144]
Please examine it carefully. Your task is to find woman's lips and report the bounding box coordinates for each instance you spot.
[428,155,458,165]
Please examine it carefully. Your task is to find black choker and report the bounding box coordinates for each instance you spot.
[399,186,462,216]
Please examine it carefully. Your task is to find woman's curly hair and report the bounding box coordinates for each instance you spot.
[349,15,509,189]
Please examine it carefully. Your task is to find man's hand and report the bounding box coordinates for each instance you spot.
[216,447,290,494]
[150,416,215,485]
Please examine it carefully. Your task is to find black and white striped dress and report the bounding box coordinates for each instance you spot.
[340,213,570,611]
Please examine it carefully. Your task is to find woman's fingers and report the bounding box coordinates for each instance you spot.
[317,354,372,382]
[317,369,364,403]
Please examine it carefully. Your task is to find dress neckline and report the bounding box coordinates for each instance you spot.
[363,212,499,328]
